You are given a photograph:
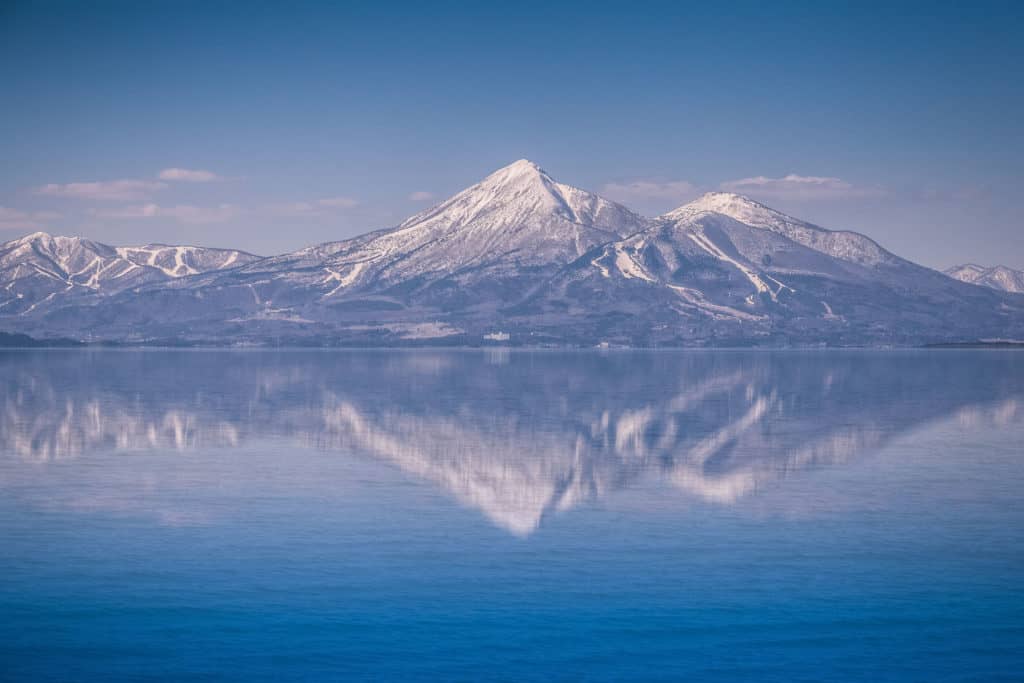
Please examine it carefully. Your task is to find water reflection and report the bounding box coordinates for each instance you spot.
[2,350,1022,534]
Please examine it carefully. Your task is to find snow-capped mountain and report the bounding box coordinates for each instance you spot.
[0,232,258,316]
[945,264,1024,293]
[200,158,647,309]
[386,158,644,267]
[2,160,1022,345]
[521,195,1022,345]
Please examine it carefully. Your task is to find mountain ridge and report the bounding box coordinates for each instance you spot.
[0,231,259,317]
[945,263,1024,293]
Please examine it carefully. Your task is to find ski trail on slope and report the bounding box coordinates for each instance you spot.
[687,230,780,301]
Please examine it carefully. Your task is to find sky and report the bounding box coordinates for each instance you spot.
[1,0,1022,269]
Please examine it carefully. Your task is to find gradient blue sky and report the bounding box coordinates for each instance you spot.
[2,1,1022,269]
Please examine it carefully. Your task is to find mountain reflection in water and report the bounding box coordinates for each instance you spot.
[2,349,1021,535]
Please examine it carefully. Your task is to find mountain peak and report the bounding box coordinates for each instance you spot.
[663,192,771,220]
[14,231,63,246]
[397,159,642,237]
[499,158,544,174]
[332,160,647,276]
[10,232,94,254]
[477,158,550,189]
[18,230,53,241]
[946,263,985,275]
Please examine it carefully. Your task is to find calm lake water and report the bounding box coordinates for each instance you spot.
[1,349,1023,682]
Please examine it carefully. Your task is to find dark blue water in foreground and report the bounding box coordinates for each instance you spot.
[1,350,1023,682]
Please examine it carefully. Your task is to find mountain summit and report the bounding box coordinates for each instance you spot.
[398,159,643,242]
[381,159,646,270]
[2,160,1021,346]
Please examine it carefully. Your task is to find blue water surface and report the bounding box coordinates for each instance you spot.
[1,350,1022,682]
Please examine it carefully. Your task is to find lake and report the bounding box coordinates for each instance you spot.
[1,349,1022,681]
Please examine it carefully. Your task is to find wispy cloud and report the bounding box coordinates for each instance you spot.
[158,168,223,182]
[910,185,991,202]
[34,167,223,202]
[267,197,359,217]
[91,204,242,224]
[0,206,62,232]
[316,196,359,209]
[600,179,699,205]
[36,179,168,202]
[719,174,882,200]
[408,191,435,201]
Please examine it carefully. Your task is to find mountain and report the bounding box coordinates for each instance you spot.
[216,158,646,306]
[2,160,1022,346]
[667,192,900,267]
[0,232,258,317]
[520,197,1023,345]
[384,158,644,267]
[945,263,1024,293]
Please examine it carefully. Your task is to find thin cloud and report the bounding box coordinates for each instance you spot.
[601,179,699,203]
[0,206,62,232]
[91,203,242,224]
[911,185,991,202]
[267,197,359,217]
[158,168,223,182]
[599,178,700,214]
[36,179,168,202]
[316,196,359,209]
[408,191,435,201]
[720,174,882,200]
[35,167,223,203]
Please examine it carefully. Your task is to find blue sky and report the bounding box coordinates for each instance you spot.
[1,0,1022,268]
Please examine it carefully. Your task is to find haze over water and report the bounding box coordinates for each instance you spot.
[2,349,1023,681]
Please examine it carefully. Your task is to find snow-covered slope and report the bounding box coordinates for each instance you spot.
[0,232,257,316]
[532,210,868,324]
[115,244,252,277]
[945,264,1024,293]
